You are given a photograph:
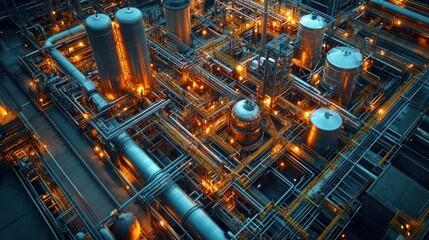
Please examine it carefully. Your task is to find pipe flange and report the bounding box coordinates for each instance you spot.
[181,204,202,225]
[147,169,165,183]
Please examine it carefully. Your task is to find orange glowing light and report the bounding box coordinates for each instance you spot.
[304,111,310,119]
[280,162,284,167]
[136,85,145,94]
[78,41,84,47]
[236,65,244,72]
[99,152,104,157]
[160,221,165,226]
[294,146,300,152]
[396,20,401,25]
[106,93,115,100]
[238,76,243,81]
[39,98,43,103]
[378,109,384,114]
[264,96,271,107]
[0,106,7,116]
[83,113,89,119]
[230,139,234,143]
[202,29,207,36]
[94,146,100,152]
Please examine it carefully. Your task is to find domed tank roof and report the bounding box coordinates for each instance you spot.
[85,13,111,31]
[299,14,326,29]
[326,46,363,69]
[232,100,261,122]
[115,7,143,25]
[110,212,141,240]
[310,108,342,131]
[73,232,86,240]
[163,0,190,9]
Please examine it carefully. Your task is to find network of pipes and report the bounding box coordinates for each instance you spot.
[0,0,428,239]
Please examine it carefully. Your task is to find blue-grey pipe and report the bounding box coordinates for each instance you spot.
[45,25,227,240]
[369,0,429,27]
[44,25,110,112]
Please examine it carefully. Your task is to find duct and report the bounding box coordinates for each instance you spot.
[369,0,429,27]
[44,27,227,240]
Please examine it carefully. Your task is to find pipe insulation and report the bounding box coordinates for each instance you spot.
[45,25,227,240]
[369,0,429,27]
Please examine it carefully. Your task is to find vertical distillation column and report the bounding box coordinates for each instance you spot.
[115,7,153,95]
[85,14,123,99]
[163,0,192,46]
[295,14,326,70]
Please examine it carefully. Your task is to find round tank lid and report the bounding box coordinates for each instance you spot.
[85,13,111,30]
[232,99,261,122]
[115,7,143,24]
[326,46,363,69]
[310,108,342,131]
[163,0,190,9]
[110,212,141,240]
[299,13,327,29]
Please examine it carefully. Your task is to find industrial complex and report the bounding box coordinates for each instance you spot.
[0,0,428,239]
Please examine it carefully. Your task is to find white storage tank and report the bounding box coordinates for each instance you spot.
[115,7,152,94]
[306,108,342,155]
[229,99,262,146]
[295,13,327,69]
[322,46,363,105]
[85,13,123,99]
[163,0,192,46]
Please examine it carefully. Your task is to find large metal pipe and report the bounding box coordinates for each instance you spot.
[44,26,227,240]
[44,25,110,112]
[369,0,429,27]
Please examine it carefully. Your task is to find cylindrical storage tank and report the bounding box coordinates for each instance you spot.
[306,108,342,155]
[110,212,141,240]
[163,0,192,46]
[322,46,363,105]
[229,99,262,146]
[295,13,326,69]
[85,14,123,99]
[115,7,152,94]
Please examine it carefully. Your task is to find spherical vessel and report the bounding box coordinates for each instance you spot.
[229,100,262,146]
[322,46,363,105]
[163,0,192,46]
[306,108,342,155]
[295,14,326,69]
[110,212,141,240]
[115,7,152,94]
[85,14,122,98]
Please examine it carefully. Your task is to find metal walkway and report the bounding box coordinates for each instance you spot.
[0,48,118,226]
